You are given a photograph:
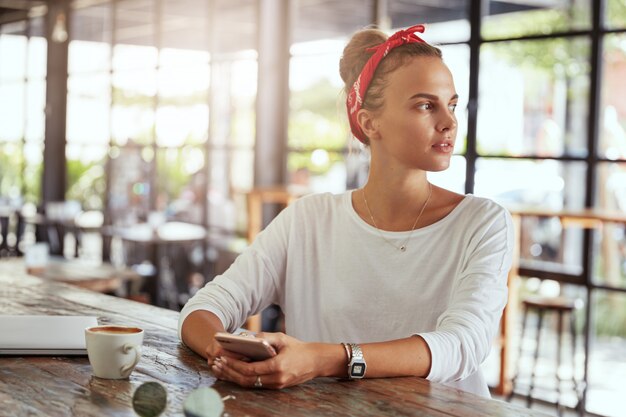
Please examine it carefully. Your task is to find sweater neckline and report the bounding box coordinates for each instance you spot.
[345,190,473,237]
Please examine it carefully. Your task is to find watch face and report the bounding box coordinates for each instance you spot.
[351,363,366,377]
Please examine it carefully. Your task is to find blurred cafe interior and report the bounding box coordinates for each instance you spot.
[0,0,625,416]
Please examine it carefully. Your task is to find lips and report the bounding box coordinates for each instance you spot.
[432,140,454,153]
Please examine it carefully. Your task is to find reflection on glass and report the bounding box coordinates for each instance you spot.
[588,289,626,417]
[476,158,586,270]
[593,163,626,289]
[482,0,590,39]
[600,34,626,160]
[478,38,590,158]
[606,0,626,29]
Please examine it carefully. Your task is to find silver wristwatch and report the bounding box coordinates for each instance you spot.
[348,343,366,379]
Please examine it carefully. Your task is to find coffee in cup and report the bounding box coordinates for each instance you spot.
[85,325,144,379]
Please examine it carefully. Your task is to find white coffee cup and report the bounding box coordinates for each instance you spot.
[85,325,144,379]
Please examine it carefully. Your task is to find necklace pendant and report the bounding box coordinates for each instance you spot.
[399,246,406,252]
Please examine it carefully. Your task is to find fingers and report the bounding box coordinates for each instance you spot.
[211,357,285,389]
[256,332,287,349]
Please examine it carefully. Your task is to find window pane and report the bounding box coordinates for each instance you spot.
[231,149,254,192]
[112,70,156,145]
[478,38,590,158]
[292,0,372,44]
[210,60,257,148]
[593,162,626,290]
[23,142,42,204]
[588,289,626,417]
[230,60,257,148]
[606,0,626,29]
[155,146,205,219]
[289,48,347,150]
[0,143,23,198]
[0,33,27,81]
[107,145,152,225]
[600,33,626,160]
[66,145,107,210]
[427,155,466,194]
[476,159,586,272]
[157,60,210,146]
[440,44,469,155]
[482,0,591,40]
[25,79,45,143]
[0,83,24,142]
[67,73,111,145]
[287,151,347,194]
[391,0,470,43]
[69,1,111,74]
[27,35,47,79]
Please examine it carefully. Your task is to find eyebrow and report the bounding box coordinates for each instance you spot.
[409,93,459,101]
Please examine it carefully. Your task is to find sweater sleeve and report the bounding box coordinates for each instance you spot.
[177,204,291,340]
[417,206,514,383]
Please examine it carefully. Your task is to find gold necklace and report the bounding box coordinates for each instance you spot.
[362,183,433,252]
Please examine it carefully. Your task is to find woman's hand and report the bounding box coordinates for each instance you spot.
[210,332,328,389]
[205,335,248,367]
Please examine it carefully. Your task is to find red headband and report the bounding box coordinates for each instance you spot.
[346,24,427,143]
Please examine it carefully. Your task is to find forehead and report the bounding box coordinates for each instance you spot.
[386,56,456,96]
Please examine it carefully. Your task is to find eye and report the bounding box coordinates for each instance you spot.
[448,103,458,112]
[416,102,433,111]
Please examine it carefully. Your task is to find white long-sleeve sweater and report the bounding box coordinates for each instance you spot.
[179,191,514,397]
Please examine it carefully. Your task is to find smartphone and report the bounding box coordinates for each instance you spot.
[214,332,277,361]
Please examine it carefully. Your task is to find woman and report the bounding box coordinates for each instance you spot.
[178,24,514,398]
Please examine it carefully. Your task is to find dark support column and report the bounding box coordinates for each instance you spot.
[464,0,481,195]
[254,0,290,188]
[43,0,70,204]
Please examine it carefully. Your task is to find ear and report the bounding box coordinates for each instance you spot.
[357,109,381,142]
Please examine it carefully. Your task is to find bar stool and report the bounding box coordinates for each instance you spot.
[508,295,583,416]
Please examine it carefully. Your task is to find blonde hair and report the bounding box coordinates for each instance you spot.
[339,28,443,144]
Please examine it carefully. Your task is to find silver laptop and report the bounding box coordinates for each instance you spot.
[0,315,98,355]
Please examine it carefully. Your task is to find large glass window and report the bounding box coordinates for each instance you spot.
[482,0,591,40]
[0,19,45,204]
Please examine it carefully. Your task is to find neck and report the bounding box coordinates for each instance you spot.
[361,175,432,231]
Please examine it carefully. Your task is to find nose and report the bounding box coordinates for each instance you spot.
[436,108,457,132]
